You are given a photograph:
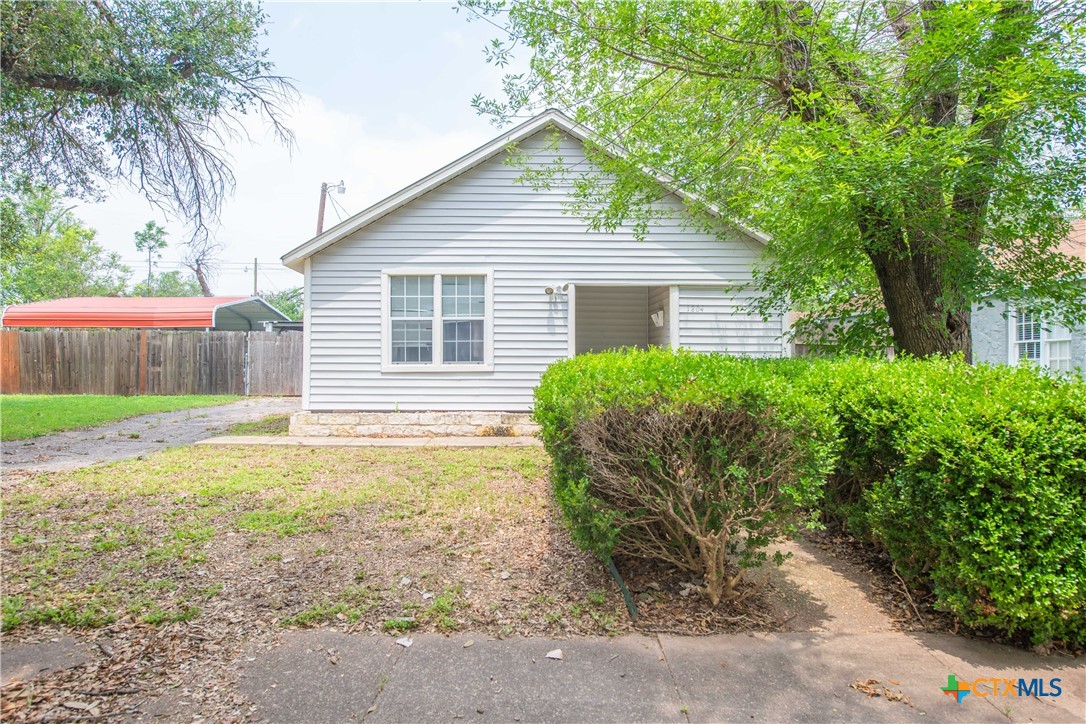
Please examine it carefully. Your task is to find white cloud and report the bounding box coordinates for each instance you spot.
[71,93,495,295]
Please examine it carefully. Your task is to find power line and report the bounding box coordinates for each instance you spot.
[116,259,301,272]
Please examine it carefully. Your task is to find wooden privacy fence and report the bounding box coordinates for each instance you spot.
[0,329,302,396]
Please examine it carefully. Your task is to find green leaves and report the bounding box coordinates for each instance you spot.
[465,0,1086,356]
[0,182,129,304]
[0,0,296,232]
[803,354,1086,645]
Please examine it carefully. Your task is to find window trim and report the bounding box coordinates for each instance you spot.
[381,268,494,373]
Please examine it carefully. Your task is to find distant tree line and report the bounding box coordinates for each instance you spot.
[0,180,300,315]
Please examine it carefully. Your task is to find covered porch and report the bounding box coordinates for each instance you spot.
[570,284,674,355]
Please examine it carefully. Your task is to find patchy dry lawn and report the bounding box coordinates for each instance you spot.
[217,414,291,437]
[0,444,786,720]
[1,446,622,639]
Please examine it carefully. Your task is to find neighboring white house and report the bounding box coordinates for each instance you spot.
[281,109,787,433]
[972,218,1086,377]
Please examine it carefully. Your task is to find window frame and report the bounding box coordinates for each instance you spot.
[380,268,494,373]
[1008,308,1074,373]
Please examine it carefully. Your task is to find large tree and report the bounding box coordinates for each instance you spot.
[0,182,129,304]
[466,0,1086,357]
[0,0,295,233]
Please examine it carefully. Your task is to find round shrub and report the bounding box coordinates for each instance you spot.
[574,404,819,604]
[533,348,839,603]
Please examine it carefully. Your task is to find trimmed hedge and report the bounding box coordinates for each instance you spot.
[798,356,1086,646]
[534,349,1086,645]
[533,348,839,583]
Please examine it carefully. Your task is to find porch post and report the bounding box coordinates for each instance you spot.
[567,283,576,358]
[669,285,680,350]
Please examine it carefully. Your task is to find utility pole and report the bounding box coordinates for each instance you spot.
[253,257,258,297]
[316,180,346,235]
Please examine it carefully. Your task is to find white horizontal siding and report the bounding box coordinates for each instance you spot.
[306,130,772,411]
[678,287,785,357]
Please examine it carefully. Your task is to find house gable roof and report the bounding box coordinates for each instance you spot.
[280,109,768,272]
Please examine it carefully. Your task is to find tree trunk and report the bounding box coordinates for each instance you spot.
[191,262,213,296]
[857,204,971,358]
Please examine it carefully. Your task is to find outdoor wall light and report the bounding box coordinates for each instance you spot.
[544,282,570,295]
[651,310,665,327]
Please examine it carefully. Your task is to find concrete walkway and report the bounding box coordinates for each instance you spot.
[198,434,542,448]
[1,397,299,473]
[237,630,1085,723]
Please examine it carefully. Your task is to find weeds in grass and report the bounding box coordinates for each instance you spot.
[237,508,329,536]
[3,594,117,630]
[283,585,378,627]
[141,605,200,626]
[200,583,223,599]
[420,588,464,632]
[222,414,291,437]
[382,617,418,633]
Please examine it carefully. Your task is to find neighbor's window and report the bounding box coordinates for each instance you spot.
[1014,310,1041,363]
[1014,309,1073,373]
[387,273,489,368]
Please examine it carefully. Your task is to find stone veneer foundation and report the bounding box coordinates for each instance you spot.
[289,411,539,438]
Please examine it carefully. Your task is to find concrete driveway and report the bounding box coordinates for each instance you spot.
[1,397,299,473]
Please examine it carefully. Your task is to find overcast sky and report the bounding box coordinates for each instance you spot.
[74,1,525,296]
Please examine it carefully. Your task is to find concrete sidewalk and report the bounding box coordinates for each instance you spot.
[198,435,542,448]
[237,630,1085,723]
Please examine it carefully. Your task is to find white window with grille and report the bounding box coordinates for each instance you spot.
[1012,309,1075,374]
[381,269,493,371]
[1014,310,1042,364]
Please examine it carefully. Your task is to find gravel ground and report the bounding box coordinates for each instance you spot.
[1,397,299,473]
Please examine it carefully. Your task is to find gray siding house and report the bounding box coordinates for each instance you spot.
[971,219,1086,377]
[282,110,787,432]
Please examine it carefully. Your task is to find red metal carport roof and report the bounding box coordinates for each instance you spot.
[0,296,288,330]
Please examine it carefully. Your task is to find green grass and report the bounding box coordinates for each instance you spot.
[2,446,555,634]
[56,446,545,528]
[0,394,240,440]
[283,585,380,627]
[220,414,291,437]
